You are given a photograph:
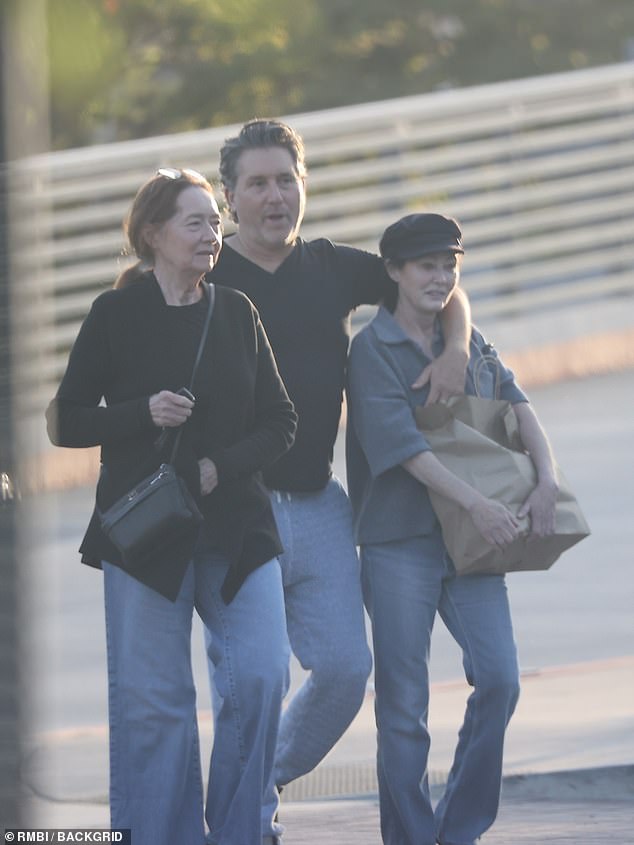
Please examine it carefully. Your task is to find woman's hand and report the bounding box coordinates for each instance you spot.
[198,457,218,496]
[149,390,194,427]
[468,495,522,548]
[518,479,559,538]
[412,346,469,404]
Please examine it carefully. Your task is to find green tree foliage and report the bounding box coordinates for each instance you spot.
[47,0,634,149]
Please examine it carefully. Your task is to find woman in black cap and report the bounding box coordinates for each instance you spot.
[346,213,558,845]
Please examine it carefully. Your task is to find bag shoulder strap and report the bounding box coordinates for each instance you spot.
[169,283,216,464]
[186,282,215,393]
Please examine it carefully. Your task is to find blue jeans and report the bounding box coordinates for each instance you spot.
[268,478,373,787]
[362,530,520,845]
[104,551,289,845]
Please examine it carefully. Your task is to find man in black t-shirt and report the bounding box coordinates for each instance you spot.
[207,119,471,843]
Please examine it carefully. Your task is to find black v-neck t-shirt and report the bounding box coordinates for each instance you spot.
[210,238,389,491]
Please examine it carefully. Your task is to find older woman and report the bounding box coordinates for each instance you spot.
[346,213,558,845]
[46,168,296,845]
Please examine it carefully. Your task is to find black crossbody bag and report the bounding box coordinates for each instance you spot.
[98,283,215,564]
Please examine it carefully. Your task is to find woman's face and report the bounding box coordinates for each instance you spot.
[389,251,460,317]
[149,185,223,279]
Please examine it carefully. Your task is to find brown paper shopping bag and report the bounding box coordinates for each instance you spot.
[414,396,590,575]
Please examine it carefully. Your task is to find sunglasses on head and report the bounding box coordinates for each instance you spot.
[156,167,207,181]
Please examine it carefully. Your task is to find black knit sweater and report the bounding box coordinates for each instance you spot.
[46,273,297,602]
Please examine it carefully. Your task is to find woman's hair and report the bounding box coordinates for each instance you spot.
[219,118,306,206]
[115,168,214,289]
[381,267,400,313]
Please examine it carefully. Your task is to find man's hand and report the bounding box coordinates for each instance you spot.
[199,457,219,496]
[412,346,469,404]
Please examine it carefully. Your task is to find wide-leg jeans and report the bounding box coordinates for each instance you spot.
[361,529,520,845]
[103,551,289,845]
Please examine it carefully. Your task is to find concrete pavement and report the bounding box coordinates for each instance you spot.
[274,776,634,845]
[24,655,634,841]
[26,786,634,845]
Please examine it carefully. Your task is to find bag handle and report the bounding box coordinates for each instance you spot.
[473,343,500,400]
[165,283,216,464]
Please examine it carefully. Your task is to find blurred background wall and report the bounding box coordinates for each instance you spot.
[0,18,21,828]
[12,0,634,492]
[15,60,634,493]
[1,0,50,825]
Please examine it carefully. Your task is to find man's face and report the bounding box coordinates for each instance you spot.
[225,146,306,253]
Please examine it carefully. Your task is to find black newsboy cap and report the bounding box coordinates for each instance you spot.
[379,213,464,261]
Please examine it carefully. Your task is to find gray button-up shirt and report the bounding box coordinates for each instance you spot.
[345,306,528,545]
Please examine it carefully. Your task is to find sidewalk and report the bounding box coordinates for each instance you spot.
[25,656,634,842]
[277,768,634,844]
[25,774,634,845]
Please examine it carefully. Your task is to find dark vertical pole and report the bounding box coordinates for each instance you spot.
[0,0,23,827]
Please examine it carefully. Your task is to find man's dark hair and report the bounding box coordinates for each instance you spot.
[219,119,307,194]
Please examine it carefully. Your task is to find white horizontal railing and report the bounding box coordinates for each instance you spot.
[9,61,634,419]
